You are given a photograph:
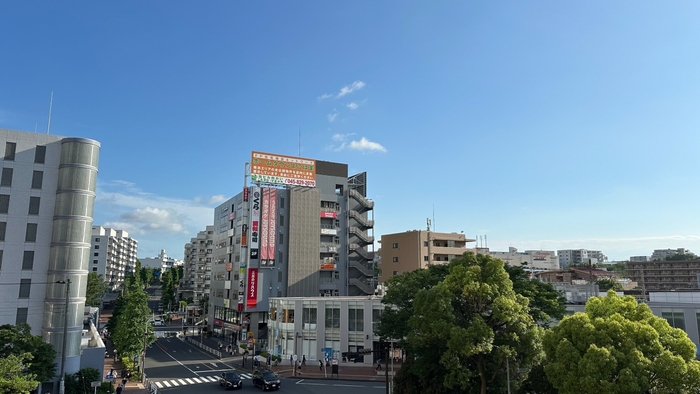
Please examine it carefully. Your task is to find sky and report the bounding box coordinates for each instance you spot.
[1,1,700,261]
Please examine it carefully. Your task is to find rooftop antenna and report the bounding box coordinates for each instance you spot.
[298,126,301,156]
[485,234,488,248]
[46,91,53,134]
[432,204,435,232]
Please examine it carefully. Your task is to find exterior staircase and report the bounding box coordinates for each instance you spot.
[349,260,374,277]
[349,227,374,245]
[349,243,373,260]
[349,189,374,212]
[349,278,375,294]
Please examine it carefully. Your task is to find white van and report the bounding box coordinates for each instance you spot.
[151,318,164,326]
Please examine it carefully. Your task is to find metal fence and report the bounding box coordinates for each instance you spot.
[186,336,222,358]
[143,373,158,394]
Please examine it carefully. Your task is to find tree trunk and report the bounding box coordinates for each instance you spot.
[477,356,487,394]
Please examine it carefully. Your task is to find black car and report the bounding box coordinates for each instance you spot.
[252,370,280,391]
[219,372,243,390]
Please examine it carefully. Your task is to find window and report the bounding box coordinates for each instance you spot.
[93,260,98,264]
[4,142,16,161]
[424,256,429,261]
[34,146,46,164]
[372,308,382,334]
[279,215,284,226]
[0,250,3,269]
[15,308,28,325]
[1,168,13,187]
[302,307,317,329]
[22,251,34,270]
[392,271,398,276]
[0,222,5,241]
[31,171,43,189]
[0,194,9,214]
[424,241,429,247]
[392,243,398,249]
[93,252,98,257]
[662,308,685,330]
[392,257,398,262]
[92,267,98,272]
[28,197,40,215]
[19,279,31,298]
[348,307,364,331]
[280,197,285,209]
[278,251,283,264]
[25,223,37,242]
[95,238,100,242]
[278,270,283,282]
[95,245,100,249]
[325,307,340,329]
[279,233,284,244]
[283,308,295,323]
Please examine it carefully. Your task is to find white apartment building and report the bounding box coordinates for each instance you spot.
[557,249,607,269]
[181,226,214,302]
[487,247,559,273]
[630,255,650,262]
[140,249,183,272]
[652,248,690,261]
[91,226,138,291]
[0,129,102,389]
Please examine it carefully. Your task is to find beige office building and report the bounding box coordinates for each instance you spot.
[378,230,475,282]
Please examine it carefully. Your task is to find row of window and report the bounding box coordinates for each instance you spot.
[3,143,46,163]
[272,307,370,332]
[0,169,44,189]
[0,195,41,215]
[0,222,38,242]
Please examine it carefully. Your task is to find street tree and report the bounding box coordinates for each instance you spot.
[0,353,39,394]
[108,280,156,375]
[544,291,700,394]
[86,272,107,307]
[389,253,543,394]
[0,324,56,383]
[596,277,622,292]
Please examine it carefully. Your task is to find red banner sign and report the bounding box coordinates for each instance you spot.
[243,187,249,202]
[321,211,337,218]
[246,268,258,308]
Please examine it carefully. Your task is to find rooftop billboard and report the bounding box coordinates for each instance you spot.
[250,151,316,187]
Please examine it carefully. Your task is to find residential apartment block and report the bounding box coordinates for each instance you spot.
[140,249,183,272]
[208,153,375,347]
[651,248,691,261]
[91,226,138,291]
[557,249,607,269]
[626,259,700,291]
[378,230,475,282]
[0,129,102,387]
[180,226,214,302]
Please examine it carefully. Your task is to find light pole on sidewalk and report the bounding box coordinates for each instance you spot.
[56,279,71,394]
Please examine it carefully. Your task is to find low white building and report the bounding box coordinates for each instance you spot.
[91,226,138,291]
[140,249,183,272]
[651,248,690,261]
[487,247,559,273]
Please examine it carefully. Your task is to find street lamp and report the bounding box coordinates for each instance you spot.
[56,279,71,394]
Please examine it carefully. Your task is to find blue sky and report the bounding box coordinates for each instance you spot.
[1,1,699,261]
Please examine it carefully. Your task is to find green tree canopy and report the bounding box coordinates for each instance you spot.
[108,280,156,374]
[504,264,567,326]
[0,324,56,382]
[544,291,700,394]
[86,272,107,307]
[596,277,623,292]
[386,253,544,394]
[0,353,39,394]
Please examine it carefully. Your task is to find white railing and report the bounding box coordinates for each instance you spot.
[186,336,222,358]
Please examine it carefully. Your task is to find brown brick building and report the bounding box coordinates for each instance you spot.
[626,259,700,291]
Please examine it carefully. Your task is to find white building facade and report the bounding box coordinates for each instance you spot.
[140,249,183,272]
[557,249,607,269]
[91,226,138,291]
[651,248,690,261]
[181,226,214,302]
[0,129,101,385]
[487,247,559,273]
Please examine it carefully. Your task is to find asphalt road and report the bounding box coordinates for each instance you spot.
[144,337,385,394]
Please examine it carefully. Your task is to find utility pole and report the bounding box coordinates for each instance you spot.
[385,343,389,394]
[57,279,71,394]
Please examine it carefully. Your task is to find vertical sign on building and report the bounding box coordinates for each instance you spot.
[267,188,277,265]
[249,186,260,260]
[246,268,258,308]
[260,188,270,266]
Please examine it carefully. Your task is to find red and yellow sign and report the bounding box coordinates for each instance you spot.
[250,151,316,187]
[320,263,337,271]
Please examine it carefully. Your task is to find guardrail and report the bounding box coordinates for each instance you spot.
[143,373,158,394]
[186,337,223,358]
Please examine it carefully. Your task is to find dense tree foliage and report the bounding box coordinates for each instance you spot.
[86,272,107,307]
[160,268,177,311]
[64,367,105,394]
[605,261,627,274]
[0,324,56,382]
[107,279,156,376]
[504,264,566,326]
[544,291,700,394]
[383,253,544,394]
[596,277,623,292]
[0,353,39,394]
[666,252,698,261]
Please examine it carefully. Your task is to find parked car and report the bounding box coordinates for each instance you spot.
[151,319,164,326]
[252,370,280,391]
[219,372,242,390]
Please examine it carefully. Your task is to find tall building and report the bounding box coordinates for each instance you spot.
[487,247,559,273]
[140,249,183,272]
[208,153,375,346]
[180,226,214,302]
[626,259,700,291]
[557,249,607,269]
[90,226,138,291]
[0,129,100,381]
[378,230,475,282]
[651,248,690,261]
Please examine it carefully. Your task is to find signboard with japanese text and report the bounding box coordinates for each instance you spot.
[320,211,337,218]
[246,268,258,308]
[320,263,337,270]
[249,186,261,259]
[261,188,277,267]
[250,151,316,187]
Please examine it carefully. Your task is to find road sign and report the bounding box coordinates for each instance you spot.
[91,381,101,388]
[105,374,115,380]
[247,338,253,346]
[331,359,339,365]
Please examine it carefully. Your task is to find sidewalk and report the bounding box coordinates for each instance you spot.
[186,335,396,382]
[99,310,150,393]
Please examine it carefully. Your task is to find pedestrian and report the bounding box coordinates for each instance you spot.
[120,370,125,379]
[376,359,382,371]
[267,354,271,366]
[289,354,293,367]
[115,385,123,394]
[122,377,127,387]
[297,360,303,374]
[110,368,115,377]
[319,360,323,371]
[218,341,222,351]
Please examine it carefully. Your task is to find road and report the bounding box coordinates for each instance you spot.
[143,337,385,394]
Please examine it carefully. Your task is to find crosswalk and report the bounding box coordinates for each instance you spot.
[154,373,253,389]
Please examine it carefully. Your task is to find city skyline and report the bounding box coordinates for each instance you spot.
[2,2,699,261]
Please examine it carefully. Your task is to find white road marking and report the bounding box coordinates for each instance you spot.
[177,379,187,385]
[162,381,171,387]
[185,378,196,384]
[211,362,217,367]
[192,377,203,383]
[169,380,179,386]
[155,382,163,388]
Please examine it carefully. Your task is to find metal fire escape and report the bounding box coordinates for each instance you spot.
[347,172,375,295]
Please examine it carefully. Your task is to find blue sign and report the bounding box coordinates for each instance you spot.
[321,347,332,361]
[134,355,139,360]
[105,374,115,380]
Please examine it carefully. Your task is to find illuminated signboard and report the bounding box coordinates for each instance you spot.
[246,268,258,308]
[320,211,337,218]
[249,186,260,260]
[250,151,316,187]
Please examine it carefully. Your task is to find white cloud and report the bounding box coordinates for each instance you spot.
[318,80,366,101]
[348,137,387,153]
[347,102,359,110]
[327,110,339,122]
[332,133,354,141]
[105,207,187,235]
